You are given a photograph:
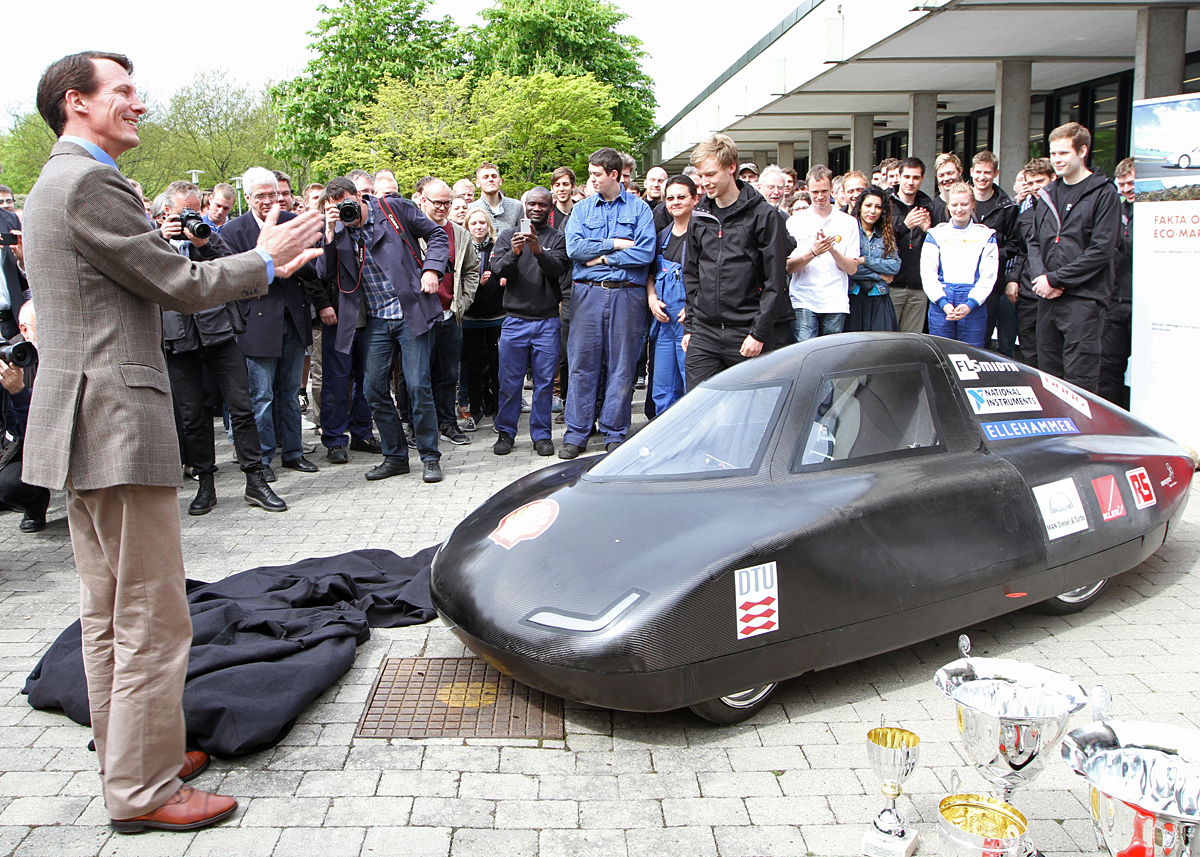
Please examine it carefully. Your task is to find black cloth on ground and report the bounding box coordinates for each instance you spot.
[23,547,438,758]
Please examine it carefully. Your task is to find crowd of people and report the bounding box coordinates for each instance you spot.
[2,122,1135,523]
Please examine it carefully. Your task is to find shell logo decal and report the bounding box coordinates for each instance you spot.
[488,499,560,550]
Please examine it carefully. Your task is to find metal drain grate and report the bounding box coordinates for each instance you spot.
[356,657,565,739]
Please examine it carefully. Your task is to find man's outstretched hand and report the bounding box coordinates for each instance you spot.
[256,205,324,279]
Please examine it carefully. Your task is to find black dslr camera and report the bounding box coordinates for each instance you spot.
[176,208,212,239]
[337,198,362,224]
[0,340,36,369]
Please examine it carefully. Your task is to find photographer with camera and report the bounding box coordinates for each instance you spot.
[0,302,51,532]
[0,203,26,340]
[317,175,450,483]
[160,181,286,515]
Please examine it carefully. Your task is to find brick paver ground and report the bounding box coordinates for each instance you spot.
[1,409,1196,856]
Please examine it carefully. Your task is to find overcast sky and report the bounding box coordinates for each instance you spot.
[5,0,801,130]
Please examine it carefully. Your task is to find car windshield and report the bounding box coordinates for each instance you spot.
[588,384,786,480]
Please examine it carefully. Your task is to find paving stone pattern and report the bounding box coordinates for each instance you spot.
[0,411,1197,856]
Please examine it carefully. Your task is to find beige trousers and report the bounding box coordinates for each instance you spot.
[65,482,190,819]
[890,286,929,334]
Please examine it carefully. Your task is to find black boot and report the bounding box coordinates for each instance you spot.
[244,467,287,512]
[188,473,216,516]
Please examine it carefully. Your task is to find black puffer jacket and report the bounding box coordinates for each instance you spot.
[1024,171,1121,303]
[889,188,934,288]
[683,180,789,343]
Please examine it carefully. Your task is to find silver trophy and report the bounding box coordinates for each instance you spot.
[1062,714,1200,857]
[862,722,921,857]
[934,635,1089,807]
[938,784,1035,857]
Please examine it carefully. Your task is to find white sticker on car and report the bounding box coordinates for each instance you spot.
[735,561,779,639]
[1038,371,1092,419]
[1125,467,1157,509]
[965,386,1042,414]
[1032,477,1089,540]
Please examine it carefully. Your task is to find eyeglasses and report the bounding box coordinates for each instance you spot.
[427,198,452,208]
[250,191,279,202]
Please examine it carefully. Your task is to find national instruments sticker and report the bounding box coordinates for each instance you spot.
[1032,477,1089,540]
[1038,371,1092,419]
[735,561,778,639]
[965,386,1042,414]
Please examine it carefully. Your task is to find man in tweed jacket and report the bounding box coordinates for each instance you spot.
[22,51,322,833]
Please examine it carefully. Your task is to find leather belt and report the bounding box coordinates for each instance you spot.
[576,280,644,289]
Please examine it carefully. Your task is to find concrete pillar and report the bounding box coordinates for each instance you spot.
[851,114,875,175]
[1135,6,1187,100]
[777,142,795,171]
[809,130,830,169]
[994,61,1032,198]
[908,93,938,197]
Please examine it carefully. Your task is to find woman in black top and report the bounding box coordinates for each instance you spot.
[461,209,504,429]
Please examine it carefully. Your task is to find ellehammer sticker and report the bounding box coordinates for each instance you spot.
[735,561,778,639]
[1038,371,1092,419]
[1032,477,1089,540]
[965,386,1042,415]
[1125,467,1157,509]
[488,499,560,550]
[1091,475,1126,522]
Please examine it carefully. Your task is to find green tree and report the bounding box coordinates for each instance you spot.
[0,110,58,195]
[271,0,461,167]
[317,72,629,194]
[467,0,656,148]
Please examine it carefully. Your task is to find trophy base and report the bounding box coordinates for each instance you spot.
[862,828,918,857]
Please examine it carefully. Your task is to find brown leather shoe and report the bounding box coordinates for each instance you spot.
[110,785,237,833]
[178,750,210,782]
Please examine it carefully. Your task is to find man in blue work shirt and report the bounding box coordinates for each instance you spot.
[561,148,656,459]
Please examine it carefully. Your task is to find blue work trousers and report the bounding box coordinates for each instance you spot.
[564,283,649,447]
[928,284,987,347]
[497,317,561,442]
[320,325,374,449]
[651,319,686,414]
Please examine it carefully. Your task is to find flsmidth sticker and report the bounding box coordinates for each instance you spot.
[948,353,1020,381]
[981,418,1079,440]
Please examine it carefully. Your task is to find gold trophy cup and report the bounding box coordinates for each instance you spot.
[863,724,922,857]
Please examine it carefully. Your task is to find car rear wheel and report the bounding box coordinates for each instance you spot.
[1032,578,1109,615]
[688,683,779,724]
[1180,155,1192,168]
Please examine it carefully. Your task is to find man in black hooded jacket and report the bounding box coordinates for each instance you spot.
[683,134,789,389]
[1026,123,1121,393]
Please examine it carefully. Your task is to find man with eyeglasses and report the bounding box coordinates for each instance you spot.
[417,178,479,447]
[221,167,321,481]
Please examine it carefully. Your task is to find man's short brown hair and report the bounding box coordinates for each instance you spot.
[37,51,133,137]
[972,150,998,170]
[1024,157,1054,179]
[806,164,833,186]
[691,134,739,170]
[303,182,325,197]
[476,162,500,178]
[1115,157,1135,178]
[551,166,576,186]
[935,152,962,174]
[1049,122,1091,154]
[163,180,199,204]
[880,157,900,176]
[212,182,236,201]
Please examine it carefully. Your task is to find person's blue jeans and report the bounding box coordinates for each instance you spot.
[320,325,374,449]
[361,315,440,463]
[792,308,846,342]
[651,319,686,414]
[497,317,561,441]
[928,284,987,347]
[244,317,305,465]
[430,313,463,429]
[564,283,649,448]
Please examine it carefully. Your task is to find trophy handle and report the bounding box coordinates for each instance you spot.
[1090,685,1112,722]
[958,635,971,659]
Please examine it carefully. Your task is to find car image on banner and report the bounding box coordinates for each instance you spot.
[430,334,1192,724]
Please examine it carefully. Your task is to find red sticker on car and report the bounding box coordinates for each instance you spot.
[488,499,560,550]
[1125,467,1157,510]
[1091,475,1126,522]
[735,561,779,638]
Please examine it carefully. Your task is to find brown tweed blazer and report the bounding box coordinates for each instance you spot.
[22,140,269,491]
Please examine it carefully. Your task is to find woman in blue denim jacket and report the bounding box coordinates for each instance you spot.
[847,185,901,333]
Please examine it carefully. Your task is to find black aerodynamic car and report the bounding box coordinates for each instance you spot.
[430,333,1192,723]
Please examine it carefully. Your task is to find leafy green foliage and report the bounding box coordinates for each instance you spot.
[270,0,462,167]
[0,111,59,195]
[316,72,629,194]
[467,0,656,148]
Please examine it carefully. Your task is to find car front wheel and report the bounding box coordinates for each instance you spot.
[1180,155,1192,168]
[688,683,779,724]
[1032,578,1109,615]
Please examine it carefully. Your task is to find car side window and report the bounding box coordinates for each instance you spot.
[795,366,941,470]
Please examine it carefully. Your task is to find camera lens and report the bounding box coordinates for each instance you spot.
[337,199,361,224]
[177,209,212,239]
[0,341,36,369]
